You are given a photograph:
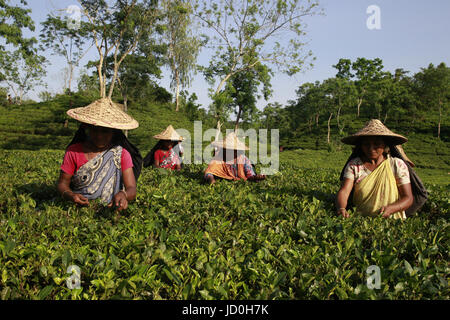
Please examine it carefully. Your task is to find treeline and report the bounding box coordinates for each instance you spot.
[0,1,447,143]
[260,58,449,142]
[0,0,322,129]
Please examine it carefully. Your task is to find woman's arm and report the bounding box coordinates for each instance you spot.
[153,150,162,168]
[335,178,354,218]
[57,170,89,205]
[204,173,216,185]
[109,167,136,211]
[381,183,413,218]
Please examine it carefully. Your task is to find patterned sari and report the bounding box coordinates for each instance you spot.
[205,154,255,181]
[71,146,123,204]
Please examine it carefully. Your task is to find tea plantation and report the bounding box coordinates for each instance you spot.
[0,99,448,300]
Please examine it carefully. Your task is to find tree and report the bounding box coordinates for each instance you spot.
[414,62,450,139]
[0,50,47,105]
[194,0,320,135]
[324,76,356,133]
[78,0,159,99]
[333,58,353,80]
[181,91,206,121]
[0,0,36,65]
[228,56,272,130]
[40,13,93,93]
[295,81,325,128]
[38,90,53,102]
[352,57,384,117]
[161,0,200,111]
[115,52,164,108]
[262,102,287,127]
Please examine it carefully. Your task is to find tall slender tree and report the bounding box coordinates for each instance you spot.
[414,62,450,139]
[78,0,159,99]
[352,57,384,117]
[194,0,321,137]
[161,0,200,111]
[40,13,92,94]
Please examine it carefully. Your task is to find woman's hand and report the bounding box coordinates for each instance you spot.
[338,208,350,218]
[248,174,266,181]
[335,178,354,218]
[380,205,398,218]
[108,191,128,211]
[58,171,89,206]
[71,193,89,206]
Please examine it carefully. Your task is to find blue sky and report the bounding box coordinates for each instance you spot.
[18,0,450,110]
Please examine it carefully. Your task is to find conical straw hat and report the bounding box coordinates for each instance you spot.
[341,119,407,145]
[67,98,139,130]
[212,132,249,151]
[153,125,184,141]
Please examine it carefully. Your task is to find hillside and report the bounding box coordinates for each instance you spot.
[0,95,194,155]
[0,96,448,300]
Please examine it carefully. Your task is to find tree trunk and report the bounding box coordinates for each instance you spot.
[124,92,128,138]
[108,64,120,99]
[438,101,442,139]
[315,114,319,126]
[337,105,342,132]
[327,112,333,144]
[357,97,362,117]
[175,70,180,112]
[383,112,388,124]
[97,62,105,98]
[214,120,222,156]
[215,73,233,95]
[215,120,222,142]
[235,105,243,131]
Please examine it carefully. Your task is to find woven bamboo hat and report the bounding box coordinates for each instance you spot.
[212,132,249,151]
[67,98,139,130]
[153,125,184,141]
[341,119,408,145]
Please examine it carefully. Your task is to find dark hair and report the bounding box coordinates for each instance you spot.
[143,140,183,168]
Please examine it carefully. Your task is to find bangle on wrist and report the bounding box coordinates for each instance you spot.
[120,189,127,198]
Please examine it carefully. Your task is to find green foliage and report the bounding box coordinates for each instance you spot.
[161,0,200,105]
[0,93,190,152]
[278,58,449,147]
[0,50,47,105]
[39,13,92,93]
[0,0,36,60]
[195,0,320,123]
[0,149,447,299]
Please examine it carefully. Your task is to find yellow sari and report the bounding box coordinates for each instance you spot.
[353,156,406,220]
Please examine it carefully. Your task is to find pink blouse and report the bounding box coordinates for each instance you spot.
[61,143,133,175]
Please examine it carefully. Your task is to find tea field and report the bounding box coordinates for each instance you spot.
[0,148,448,300]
